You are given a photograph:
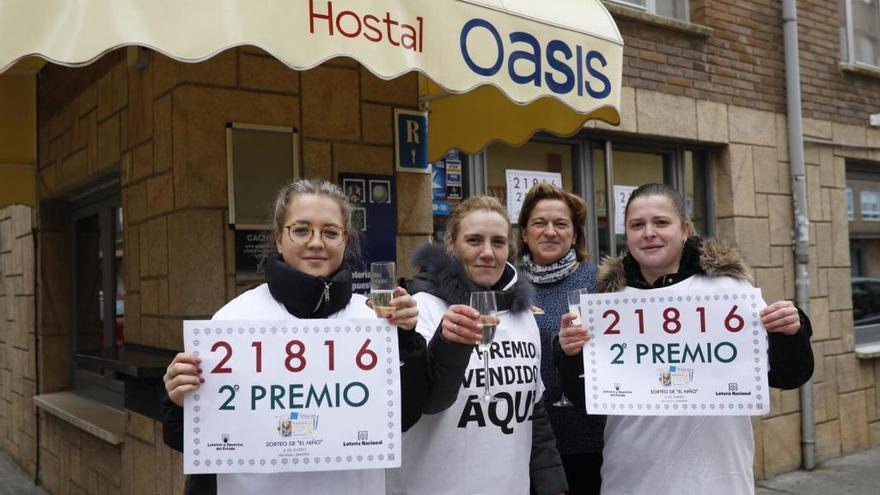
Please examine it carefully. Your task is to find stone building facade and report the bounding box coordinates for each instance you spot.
[1,1,880,494]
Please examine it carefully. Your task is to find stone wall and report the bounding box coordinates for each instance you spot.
[0,205,36,476]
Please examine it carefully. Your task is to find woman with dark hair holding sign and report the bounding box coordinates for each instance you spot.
[386,196,567,495]
[557,183,813,495]
[160,179,469,495]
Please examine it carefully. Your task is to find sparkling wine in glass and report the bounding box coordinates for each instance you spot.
[370,262,396,318]
[553,288,591,408]
[470,291,498,402]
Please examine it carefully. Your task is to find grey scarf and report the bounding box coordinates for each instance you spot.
[521,248,579,284]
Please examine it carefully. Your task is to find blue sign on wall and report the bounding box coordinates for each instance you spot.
[395,109,429,173]
[339,173,397,294]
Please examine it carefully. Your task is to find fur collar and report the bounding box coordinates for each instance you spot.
[408,243,534,313]
[596,237,752,293]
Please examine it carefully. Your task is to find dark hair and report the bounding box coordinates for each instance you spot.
[517,182,589,262]
[623,183,694,236]
[271,179,362,264]
[445,195,516,260]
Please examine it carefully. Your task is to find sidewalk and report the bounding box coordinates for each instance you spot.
[0,449,47,495]
[2,442,879,494]
[755,446,880,495]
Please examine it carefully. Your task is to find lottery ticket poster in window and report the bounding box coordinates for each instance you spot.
[504,169,563,222]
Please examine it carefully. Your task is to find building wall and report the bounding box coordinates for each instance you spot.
[612,0,880,126]
[27,46,429,494]
[0,205,37,476]
[0,75,37,208]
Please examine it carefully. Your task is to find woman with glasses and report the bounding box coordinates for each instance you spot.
[517,182,604,495]
[386,196,567,495]
[160,179,469,495]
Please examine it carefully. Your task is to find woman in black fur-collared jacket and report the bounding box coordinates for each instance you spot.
[386,196,567,495]
[557,183,813,495]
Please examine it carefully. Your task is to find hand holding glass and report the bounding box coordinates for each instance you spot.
[470,291,498,402]
[554,288,591,407]
[370,262,396,318]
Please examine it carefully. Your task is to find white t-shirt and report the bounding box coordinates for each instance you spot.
[210,284,386,495]
[386,292,545,495]
[601,275,757,495]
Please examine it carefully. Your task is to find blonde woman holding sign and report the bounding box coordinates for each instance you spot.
[161,179,469,495]
[557,183,813,495]
[387,196,567,495]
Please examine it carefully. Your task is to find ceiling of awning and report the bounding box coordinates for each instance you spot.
[0,0,623,161]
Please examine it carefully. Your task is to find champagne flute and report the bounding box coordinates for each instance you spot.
[370,262,396,318]
[470,291,498,402]
[553,288,591,407]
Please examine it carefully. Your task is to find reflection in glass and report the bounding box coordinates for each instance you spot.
[594,148,665,259]
[75,214,103,354]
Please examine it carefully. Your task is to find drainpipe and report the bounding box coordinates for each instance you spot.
[782,0,815,471]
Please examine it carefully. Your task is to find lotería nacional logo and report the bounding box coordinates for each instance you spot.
[343,430,383,448]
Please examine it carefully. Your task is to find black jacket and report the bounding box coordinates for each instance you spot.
[558,237,815,407]
[409,243,568,495]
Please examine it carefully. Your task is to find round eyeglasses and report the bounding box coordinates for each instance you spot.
[284,223,348,247]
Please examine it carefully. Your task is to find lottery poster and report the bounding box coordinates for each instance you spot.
[580,289,770,416]
[504,169,563,222]
[182,320,401,474]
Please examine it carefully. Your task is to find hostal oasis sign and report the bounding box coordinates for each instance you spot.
[303,0,620,108]
[183,320,400,474]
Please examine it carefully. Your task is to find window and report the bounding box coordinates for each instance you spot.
[592,144,710,258]
[70,190,124,407]
[609,0,690,21]
[847,187,855,220]
[861,190,880,220]
[470,135,713,262]
[840,0,880,66]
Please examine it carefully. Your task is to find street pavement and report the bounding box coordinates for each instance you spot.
[1,441,879,494]
[755,446,880,495]
[0,449,46,495]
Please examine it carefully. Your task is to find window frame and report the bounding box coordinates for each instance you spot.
[847,186,856,220]
[69,187,124,408]
[606,0,691,22]
[860,189,880,221]
[841,0,880,67]
[467,134,715,261]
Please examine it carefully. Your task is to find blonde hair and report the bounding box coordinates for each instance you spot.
[271,179,362,262]
[445,196,516,260]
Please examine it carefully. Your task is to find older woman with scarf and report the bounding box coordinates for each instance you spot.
[558,183,813,495]
[386,195,567,495]
[517,182,604,495]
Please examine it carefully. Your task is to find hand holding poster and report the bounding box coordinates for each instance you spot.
[183,320,400,474]
[581,289,769,416]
